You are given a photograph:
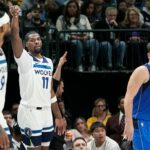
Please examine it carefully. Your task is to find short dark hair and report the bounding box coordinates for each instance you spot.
[24,31,40,43]
[72,137,87,146]
[90,121,106,133]
[2,110,12,115]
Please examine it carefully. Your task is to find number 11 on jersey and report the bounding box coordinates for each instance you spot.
[42,77,49,89]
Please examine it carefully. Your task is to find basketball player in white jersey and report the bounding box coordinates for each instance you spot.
[10,6,65,150]
[0,2,14,149]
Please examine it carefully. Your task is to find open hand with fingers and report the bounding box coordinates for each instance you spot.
[123,120,133,141]
[55,118,66,136]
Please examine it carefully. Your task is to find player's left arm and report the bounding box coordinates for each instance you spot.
[51,80,66,135]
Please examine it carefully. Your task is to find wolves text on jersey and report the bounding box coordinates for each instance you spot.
[34,69,52,76]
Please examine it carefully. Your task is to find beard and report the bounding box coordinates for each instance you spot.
[33,46,42,54]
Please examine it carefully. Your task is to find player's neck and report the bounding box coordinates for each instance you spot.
[29,52,42,58]
[34,53,42,58]
[0,36,4,48]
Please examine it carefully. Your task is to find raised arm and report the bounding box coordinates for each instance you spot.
[52,51,67,92]
[10,5,23,58]
[53,51,67,80]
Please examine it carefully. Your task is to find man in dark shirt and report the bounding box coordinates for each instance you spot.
[95,7,126,70]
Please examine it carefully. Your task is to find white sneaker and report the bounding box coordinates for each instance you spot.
[76,65,84,72]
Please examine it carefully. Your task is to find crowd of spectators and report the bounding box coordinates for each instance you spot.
[3,95,126,149]
[1,0,150,72]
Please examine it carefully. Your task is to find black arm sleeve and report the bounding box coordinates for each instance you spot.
[53,78,60,93]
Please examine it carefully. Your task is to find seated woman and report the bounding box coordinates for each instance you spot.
[74,117,93,143]
[120,6,150,69]
[87,98,111,130]
[56,0,99,72]
[81,0,98,29]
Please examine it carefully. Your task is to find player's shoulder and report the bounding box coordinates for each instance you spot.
[44,56,51,61]
[43,56,53,63]
[132,64,150,82]
[134,64,149,73]
[0,48,6,58]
